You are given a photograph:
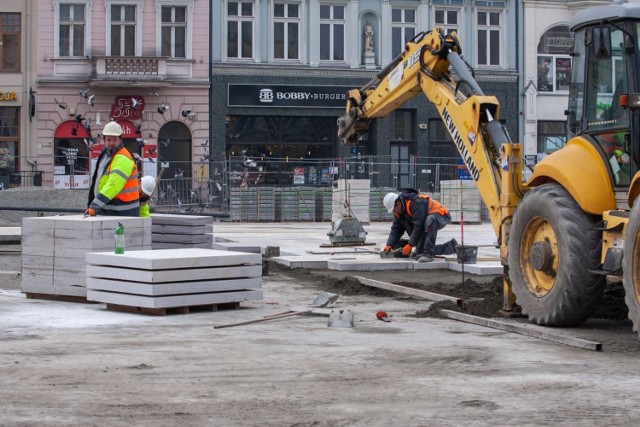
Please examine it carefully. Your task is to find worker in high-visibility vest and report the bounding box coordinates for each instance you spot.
[85,121,139,217]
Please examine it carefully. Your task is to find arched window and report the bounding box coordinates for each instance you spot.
[537,25,572,93]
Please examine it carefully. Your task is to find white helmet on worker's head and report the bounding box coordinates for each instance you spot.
[383,192,399,213]
[102,121,123,137]
[140,175,156,196]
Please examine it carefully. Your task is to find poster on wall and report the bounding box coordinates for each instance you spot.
[293,167,305,184]
[538,56,553,92]
[0,141,16,170]
[555,58,571,91]
[320,168,331,185]
[307,166,318,184]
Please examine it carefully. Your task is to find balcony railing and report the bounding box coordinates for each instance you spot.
[92,56,167,80]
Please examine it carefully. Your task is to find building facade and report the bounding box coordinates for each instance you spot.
[211,0,519,189]
[521,0,612,166]
[0,1,37,190]
[34,0,209,189]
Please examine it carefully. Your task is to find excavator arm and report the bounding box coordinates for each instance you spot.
[337,28,524,241]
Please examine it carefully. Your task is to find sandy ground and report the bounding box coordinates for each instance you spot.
[2,246,640,425]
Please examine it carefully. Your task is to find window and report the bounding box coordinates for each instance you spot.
[110,4,137,56]
[273,2,300,60]
[537,121,566,154]
[161,6,186,58]
[392,8,416,58]
[0,13,20,72]
[59,4,85,57]
[477,10,501,66]
[0,107,19,174]
[537,26,572,93]
[227,1,255,59]
[434,8,458,37]
[320,4,344,61]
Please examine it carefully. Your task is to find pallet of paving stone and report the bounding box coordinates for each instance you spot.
[332,179,370,223]
[315,188,333,221]
[21,215,151,299]
[276,187,315,221]
[86,248,263,311]
[440,180,482,223]
[229,187,275,221]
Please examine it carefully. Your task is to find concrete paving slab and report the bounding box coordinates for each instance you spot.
[151,233,213,244]
[411,259,453,270]
[151,242,213,249]
[0,227,21,243]
[20,272,53,286]
[21,244,54,257]
[87,277,262,296]
[53,275,87,287]
[21,282,85,297]
[447,261,504,275]
[271,257,329,269]
[212,242,261,253]
[86,264,262,283]
[86,248,261,270]
[22,255,54,268]
[87,288,263,308]
[151,224,213,234]
[327,259,415,271]
[151,213,213,226]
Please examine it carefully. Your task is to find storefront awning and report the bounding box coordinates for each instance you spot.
[54,120,90,139]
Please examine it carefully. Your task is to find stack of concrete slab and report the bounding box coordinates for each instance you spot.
[151,213,213,249]
[276,187,315,221]
[21,215,151,299]
[370,187,396,222]
[229,187,276,221]
[86,248,263,312]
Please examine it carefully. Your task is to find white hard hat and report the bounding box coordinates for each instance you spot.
[140,175,156,196]
[383,192,399,213]
[102,121,123,136]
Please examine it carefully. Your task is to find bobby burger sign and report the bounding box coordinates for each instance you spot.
[228,84,353,108]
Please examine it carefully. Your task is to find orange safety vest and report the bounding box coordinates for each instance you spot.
[107,147,139,204]
[404,194,448,218]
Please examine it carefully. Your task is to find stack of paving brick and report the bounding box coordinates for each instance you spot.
[276,187,316,221]
[369,187,396,222]
[151,213,213,249]
[229,187,276,221]
[21,215,151,299]
[86,248,263,313]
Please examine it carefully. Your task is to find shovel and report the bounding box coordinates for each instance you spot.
[312,291,340,308]
[328,309,354,328]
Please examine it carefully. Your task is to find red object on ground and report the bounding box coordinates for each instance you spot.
[376,311,391,322]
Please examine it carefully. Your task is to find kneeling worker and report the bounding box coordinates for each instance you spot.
[139,175,156,218]
[381,188,458,262]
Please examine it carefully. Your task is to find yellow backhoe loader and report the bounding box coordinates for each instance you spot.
[337,2,640,339]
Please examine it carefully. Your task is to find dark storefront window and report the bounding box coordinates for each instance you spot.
[0,107,19,177]
[225,115,336,186]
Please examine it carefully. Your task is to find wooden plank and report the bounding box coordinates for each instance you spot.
[354,276,460,303]
[25,292,91,304]
[106,301,240,316]
[439,309,602,351]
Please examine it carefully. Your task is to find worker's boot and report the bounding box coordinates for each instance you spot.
[418,254,434,263]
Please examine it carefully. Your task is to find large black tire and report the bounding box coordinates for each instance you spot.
[623,201,640,339]
[507,183,605,326]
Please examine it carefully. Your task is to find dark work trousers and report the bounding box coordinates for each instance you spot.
[415,212,453,256]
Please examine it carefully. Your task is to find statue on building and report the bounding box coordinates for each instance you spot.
[364,21,374,53]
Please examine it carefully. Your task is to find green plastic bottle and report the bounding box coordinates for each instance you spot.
[115,222,125,254]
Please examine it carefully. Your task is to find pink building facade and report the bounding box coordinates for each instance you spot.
[35,0,209,189]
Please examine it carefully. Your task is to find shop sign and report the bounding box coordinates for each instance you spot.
[228,84,353,108]
[0,91,18,101]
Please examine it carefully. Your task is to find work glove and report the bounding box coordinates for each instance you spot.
[383,245,392,253]
[402,244,413,257]
[84,207,96,217]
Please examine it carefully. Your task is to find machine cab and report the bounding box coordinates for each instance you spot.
[567,6,640,189]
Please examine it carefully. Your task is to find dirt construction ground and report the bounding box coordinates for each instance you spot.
[1,186,640,425]
[2,240,640,426]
